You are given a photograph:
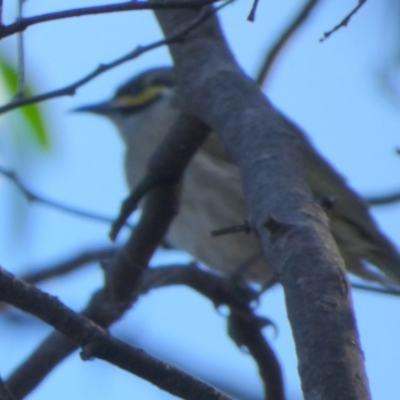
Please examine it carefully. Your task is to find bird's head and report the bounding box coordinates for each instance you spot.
[75,67,182,146]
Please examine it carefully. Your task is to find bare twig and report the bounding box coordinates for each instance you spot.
[0,0,219,38]
[247,0,260,22]
[211,221,252,237]
[110,179,163,240]
[0,266,230,400]
[16,0,26,99]
[7,182,181,398]
[21,246,117,284]
[0,165,132,227]
[351,282,400,297]
[256,0,320,87]
[320,0,367,42]
[0,0,3,28]
[365,190,400,206]
[0,1,231,115]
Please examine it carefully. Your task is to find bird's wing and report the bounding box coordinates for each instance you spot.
[201,117,400,285]
[289,116,400,285]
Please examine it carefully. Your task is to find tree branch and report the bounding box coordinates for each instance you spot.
[256,0,320,87]
[0,376,16,400]
[0,165,130,227]
[365,190,400,206]
[151,2,370,399]
[0,0,218,38]
[0,266,230,400]
[351,282,400,297]
[110,116,211,240]
[320,0,367,42]
[7,180,181,398]
[247,0,260,22]
[6,115,208,398]
[0,2,230,115]
[21,246,117,285]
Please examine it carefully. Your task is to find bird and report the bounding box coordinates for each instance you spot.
[76,66,400,287]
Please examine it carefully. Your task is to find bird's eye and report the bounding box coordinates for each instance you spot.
[117,86,163,108]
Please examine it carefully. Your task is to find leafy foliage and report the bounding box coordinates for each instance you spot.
[0,55,50,150]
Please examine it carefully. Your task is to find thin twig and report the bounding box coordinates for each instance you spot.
[0,0,219,38]
[0,1,231,115]
[256,0,320,87]
[21,246,117,284]
[110,116,210,241]
[351,282,400,297]
[247,0,259,22]
[16,0,26,99]
[365,190,400,207]
[0,165,132,227]
[320,0,367,42]
[211,221,252,237]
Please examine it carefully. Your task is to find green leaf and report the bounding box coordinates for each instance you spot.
[0,55,51,150]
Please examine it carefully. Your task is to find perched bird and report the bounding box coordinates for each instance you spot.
[76,67,400,287]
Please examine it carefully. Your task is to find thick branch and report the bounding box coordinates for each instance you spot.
[111,116,210,239]
[7,182,180,398]
[151,2,370,399]
[6,115,208,398]
[0,376,16,400]
[0,267,229,400]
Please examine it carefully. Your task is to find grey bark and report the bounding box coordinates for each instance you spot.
[151,2,371,399]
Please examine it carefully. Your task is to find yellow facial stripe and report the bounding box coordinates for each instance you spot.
[117,86,163,108]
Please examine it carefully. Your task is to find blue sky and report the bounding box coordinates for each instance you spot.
[0,1,399,399]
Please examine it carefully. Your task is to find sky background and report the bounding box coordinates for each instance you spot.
[0,0,399,399]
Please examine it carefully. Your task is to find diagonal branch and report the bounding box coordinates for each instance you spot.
[0,165,130,227]
[110,116,211,240]
[21,246,117,285]
[351,282,400,297]
[320,0,367,42]
[365,190,400,206]
[0,1,230,115]
[0,266,230,400]
[151,2,371,399]
[7,181,181,398]
[6,114,209,398]
[0,376,16,400]
[0,0,219,38]
[256,0,320,87]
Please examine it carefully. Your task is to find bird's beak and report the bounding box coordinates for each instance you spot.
[72,100,119,115]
